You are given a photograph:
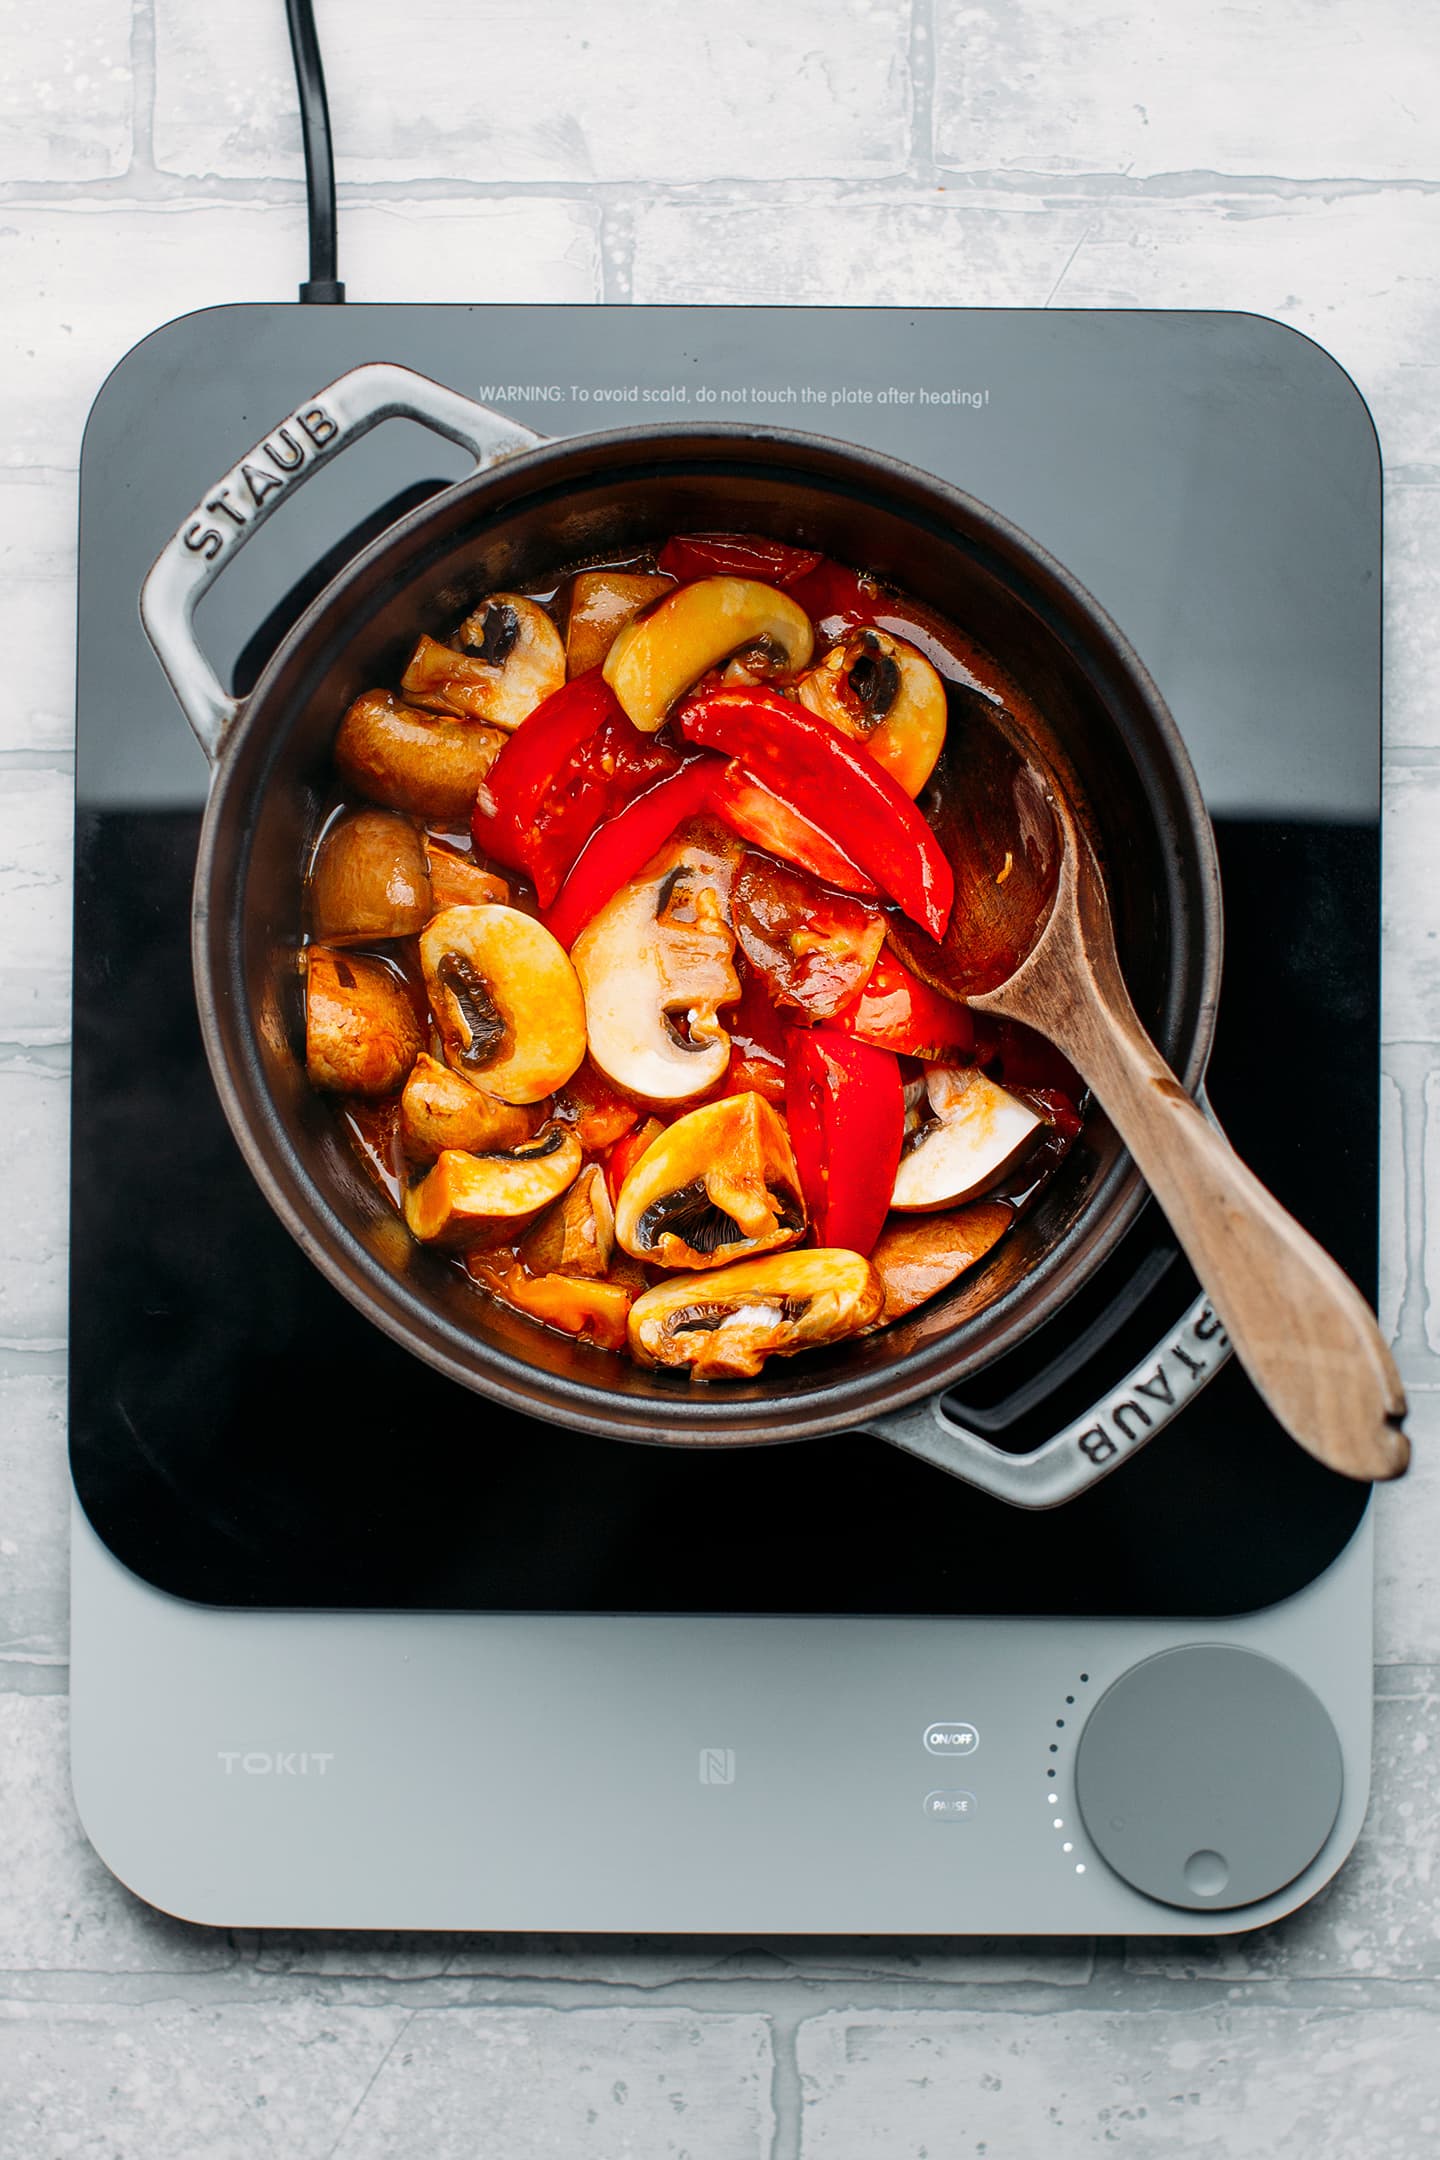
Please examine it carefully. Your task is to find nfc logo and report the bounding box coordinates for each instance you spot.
[699,1747,736,1786]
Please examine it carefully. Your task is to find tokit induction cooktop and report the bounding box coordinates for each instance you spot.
[69,303,1381,1932]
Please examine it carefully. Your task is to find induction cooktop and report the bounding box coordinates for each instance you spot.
[69,304,1381,1932]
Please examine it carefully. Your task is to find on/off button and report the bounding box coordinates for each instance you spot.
[924,1722,979,1757]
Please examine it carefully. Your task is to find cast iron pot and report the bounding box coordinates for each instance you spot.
[141,363,1223,1502]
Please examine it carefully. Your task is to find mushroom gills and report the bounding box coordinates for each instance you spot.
[890,1065,1043,1211]
[628,1249,883,1378]
[613,1092,805,1272]
[419,904,587,1105]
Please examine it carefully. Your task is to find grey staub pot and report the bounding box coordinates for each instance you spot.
[141,362,1225,1509]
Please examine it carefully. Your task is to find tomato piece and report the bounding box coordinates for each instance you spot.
[472,671,678,905]
[712,959,789,1105]
[707,760,878,897]
[730,853,886,1020]
[784,1028,904,1256]
[553,1058,643,1150]
[541,755,726,950]
[657,534,824,588]
[987,1017,1083,1104]
[678,689,953,940]
[604,1116,664,1205]
[831,949,976,1062]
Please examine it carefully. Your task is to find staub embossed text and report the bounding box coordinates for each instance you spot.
[182,402,340,561]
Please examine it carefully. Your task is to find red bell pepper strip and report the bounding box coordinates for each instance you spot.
[784,558,879,635]
[784,1027,904,1256]
[657,533,823,588]
[542,754,724,950]
[706,760,878,897]
[471,671,677,906]
[678,689,953,941]
[830,948,975,1062]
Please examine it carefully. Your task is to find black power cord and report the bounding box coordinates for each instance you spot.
[285,0,345,302]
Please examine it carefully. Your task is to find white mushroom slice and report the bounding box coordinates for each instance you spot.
[419,904,586,1105]
[403,1131,584,1245]
[629,1250,883,1379]
[401,595,565,730]
[796,628,947,797]
[614,1092,804,1272]
[304,948,422,1098]
[520,1164,616,1280]
[571,836,741,1103]
[603,577,814,731]
[890,1066,1043,1212]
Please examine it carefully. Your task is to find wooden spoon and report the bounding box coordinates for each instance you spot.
[892,708,1409,1484]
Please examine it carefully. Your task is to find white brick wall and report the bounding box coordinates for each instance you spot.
[1,0,1438,2151]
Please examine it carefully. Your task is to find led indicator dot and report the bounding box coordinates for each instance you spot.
[1047,1769,1056,1779]
[1080,1673,1089,1683]
[1056,1719,1065,1729]
[1065,1696,1075,1705]
[1075,1863,1086,1875]
[1053,1819,1064,1831]
[1049,1744,1058,1754]
[1063,1842,1074,1854]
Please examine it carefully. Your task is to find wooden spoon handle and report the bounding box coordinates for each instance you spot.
[973,865,1408,1481]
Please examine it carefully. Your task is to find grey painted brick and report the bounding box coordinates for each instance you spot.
[1386,487,1440,751]
[1382,766,1440,1044]
[0,762,72,1052]
[153,0,911,185]
[250,1932,1093,1987]
[0,1696,234,1971]
[0,2002,409,2157]
[0,1371,68,1663]
[0,1064,67,1349]
[795,2004,1440,2157]
[1376,1395,1440,1664]
[933,0,1440,183]
[0,202,600,476]
[0,0,133,183]
[1125,1680,1440,1981]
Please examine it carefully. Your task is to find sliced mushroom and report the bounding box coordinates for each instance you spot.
[403,1129,584,1244]
[797,629,947,797]
[401,595,565,730]
[519,1164,616,1280]
[309,808,432,945]
[629,1249,883,1379]
[419,904,587,1105]
[399,1051,539,1163]
[571,833,741,1103]
[614,1092,804,1272]
[603,577,814,731]
[469,1257,635,1353]
[335,690,507,823]
[890,1065,1043,1212]
[304,947,422,1097]
[869,1201,1014,1322]
[565,569,674,678]
[425,841,509,910]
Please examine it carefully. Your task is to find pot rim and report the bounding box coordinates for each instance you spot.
[193,418,1223,1445]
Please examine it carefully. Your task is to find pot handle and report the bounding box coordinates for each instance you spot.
[859,1290,1232,1509]
[139,361,545,764]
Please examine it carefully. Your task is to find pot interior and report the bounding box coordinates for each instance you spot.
[207,435,1217,1442]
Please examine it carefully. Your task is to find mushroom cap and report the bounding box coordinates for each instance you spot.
[304,947,422,1097]
[399,1051,540,1163]
[613,1091,805,1271]
[310,809,432,945]
[629,1248,883,1378]
[419,903,587,1106]
[334,690,507,822]
[400,595,565,729]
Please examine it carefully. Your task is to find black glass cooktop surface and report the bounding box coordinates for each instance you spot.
[70,305,1377,1614]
